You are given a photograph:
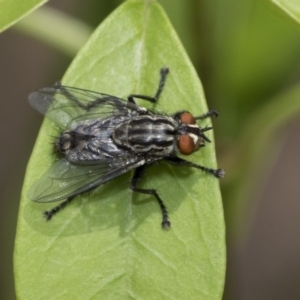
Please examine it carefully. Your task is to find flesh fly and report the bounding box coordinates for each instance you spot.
[28,68,224,228]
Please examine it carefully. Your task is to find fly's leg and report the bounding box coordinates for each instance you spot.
[55,83,117,112]
[128,67,169,104]
[195,109,219,120]
[43,196,76,221]
[153,67,169,100]
[173,109,219,121]
[130,165,171,229]
[165,157,225,178]
[55,67,169,110]
[43,183,102,220]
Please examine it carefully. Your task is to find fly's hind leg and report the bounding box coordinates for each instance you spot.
[128,67,169,104]
[43,183,101,220]
[43,196,76,221]
[130,165,171,229]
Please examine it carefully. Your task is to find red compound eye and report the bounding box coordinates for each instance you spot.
[178,135,195,155]
[180,112,196,124]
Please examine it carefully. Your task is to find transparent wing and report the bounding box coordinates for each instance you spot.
[28,157,144,203]
[28,83,143,128]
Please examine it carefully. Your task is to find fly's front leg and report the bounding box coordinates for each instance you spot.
[130,165,171,229]
[195,109,219,120]
[165,157,225,178]
[173,109,219,121]
[128,67,169,104]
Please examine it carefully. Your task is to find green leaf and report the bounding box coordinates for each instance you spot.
[0,0,47,33]
[271,0,300,27]
[15,1,225,299]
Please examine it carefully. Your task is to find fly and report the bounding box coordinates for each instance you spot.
[28,68,224,228]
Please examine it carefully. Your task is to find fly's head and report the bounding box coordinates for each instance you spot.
[176,112,213,155]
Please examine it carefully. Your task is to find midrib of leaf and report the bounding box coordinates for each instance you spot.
[133,1,150,93]
[124,4,153,297]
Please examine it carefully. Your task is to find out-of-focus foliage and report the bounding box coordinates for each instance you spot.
[0,0,47,33]
[271,0,300,27]
[14,7,93,56]
[194,0,300,233]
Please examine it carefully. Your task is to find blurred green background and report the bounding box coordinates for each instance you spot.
[1,0,300,299]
